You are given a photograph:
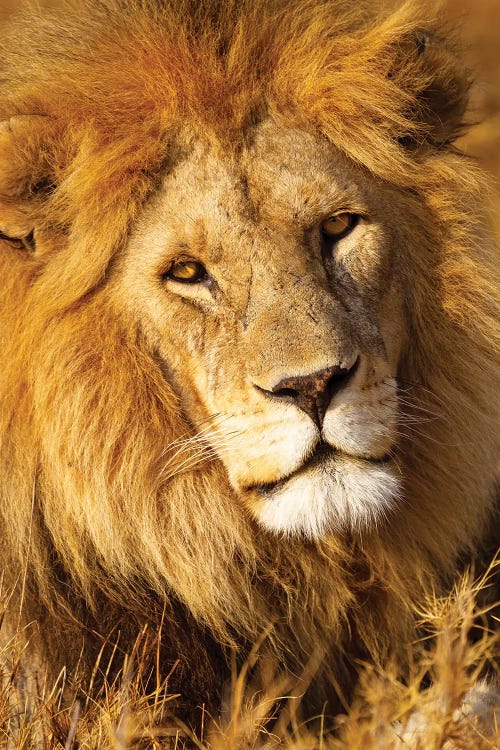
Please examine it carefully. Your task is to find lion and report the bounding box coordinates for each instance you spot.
[0,0,498,734]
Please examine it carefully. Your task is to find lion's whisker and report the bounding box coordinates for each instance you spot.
[394,378,452,407]
[396,399,445,419]
[159,431,244,475]
[396,425,464,448]
[162,425,241,455]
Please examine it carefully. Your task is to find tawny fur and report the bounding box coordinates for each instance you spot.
[0,0,498,728]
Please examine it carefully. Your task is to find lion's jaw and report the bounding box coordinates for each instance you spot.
[121,120,405,537]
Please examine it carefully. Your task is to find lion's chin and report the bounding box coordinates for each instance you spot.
[247,451,400,538]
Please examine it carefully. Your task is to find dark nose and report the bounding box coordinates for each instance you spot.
[257,360,358,428]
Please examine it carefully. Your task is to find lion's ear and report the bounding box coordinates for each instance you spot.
[0,116,60,257]
[394,30,470,150]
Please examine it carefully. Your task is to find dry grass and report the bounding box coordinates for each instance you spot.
[0,0,498,747]
[1,562,498,749]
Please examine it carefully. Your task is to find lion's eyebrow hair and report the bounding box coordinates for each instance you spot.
[247,162,369,223]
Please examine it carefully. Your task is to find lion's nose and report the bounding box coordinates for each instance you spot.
[256,360,359,428]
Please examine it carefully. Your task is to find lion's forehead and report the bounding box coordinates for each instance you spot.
[161,121,372,229]
[131,120,395,298]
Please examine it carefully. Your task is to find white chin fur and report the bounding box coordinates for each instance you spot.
[252,456,400,538]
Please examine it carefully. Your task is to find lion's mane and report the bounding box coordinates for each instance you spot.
[0,0,498,714]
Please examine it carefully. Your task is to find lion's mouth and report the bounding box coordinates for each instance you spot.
[250,442,391,496]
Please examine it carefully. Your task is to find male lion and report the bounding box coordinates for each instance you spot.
[0,0,498,735]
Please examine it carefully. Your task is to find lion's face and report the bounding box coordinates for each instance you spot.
[120,118,404,537]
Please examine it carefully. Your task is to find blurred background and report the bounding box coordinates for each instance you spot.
[446,0,500,235]
[0,0,499,234]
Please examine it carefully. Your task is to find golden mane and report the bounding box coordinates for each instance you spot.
[0,0,498,718]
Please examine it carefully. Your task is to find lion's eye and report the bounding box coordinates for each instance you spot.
[321,213,358,241]
[164,259,208,284]
[0,229,35,252]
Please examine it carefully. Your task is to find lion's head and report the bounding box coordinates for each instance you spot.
[123,120,408,537]
[0,0,498,711]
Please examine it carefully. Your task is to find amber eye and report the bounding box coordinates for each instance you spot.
[321,213,358,241]
[164,258,208,284]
